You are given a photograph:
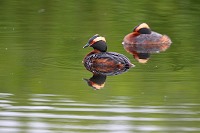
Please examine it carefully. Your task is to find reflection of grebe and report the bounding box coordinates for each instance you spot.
[84,74,106,90]
[122,23,172,63]
[83,34,134,76]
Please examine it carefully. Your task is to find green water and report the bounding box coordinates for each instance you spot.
[0,1,200,132]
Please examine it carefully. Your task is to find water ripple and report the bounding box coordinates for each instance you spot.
[0,112,200,122]
[0,93,199,132]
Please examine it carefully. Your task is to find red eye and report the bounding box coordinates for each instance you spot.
[91,40,95,45]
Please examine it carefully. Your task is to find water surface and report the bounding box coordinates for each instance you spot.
[0,1,200,132]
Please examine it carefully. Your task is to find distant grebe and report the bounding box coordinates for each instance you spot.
[122,23,172,63]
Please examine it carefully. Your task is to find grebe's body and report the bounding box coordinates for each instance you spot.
[84,51,132,76]
[123,31,171,53]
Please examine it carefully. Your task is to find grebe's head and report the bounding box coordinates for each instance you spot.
[83,34,107,52]
[133,23,151,34]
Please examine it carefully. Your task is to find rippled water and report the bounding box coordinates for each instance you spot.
[1,93,200,132]
[0,1,200,133]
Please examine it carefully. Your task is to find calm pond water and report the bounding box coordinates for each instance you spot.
[0,1,200,133]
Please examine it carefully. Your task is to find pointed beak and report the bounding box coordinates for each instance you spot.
[83,78,89,82]
[130,63,135,67]
[83,43,90,48]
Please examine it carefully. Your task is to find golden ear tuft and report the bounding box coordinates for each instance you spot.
[93,36,106,43]
[134,23,150,32]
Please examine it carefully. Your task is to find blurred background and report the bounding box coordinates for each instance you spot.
[0,0,200,132]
